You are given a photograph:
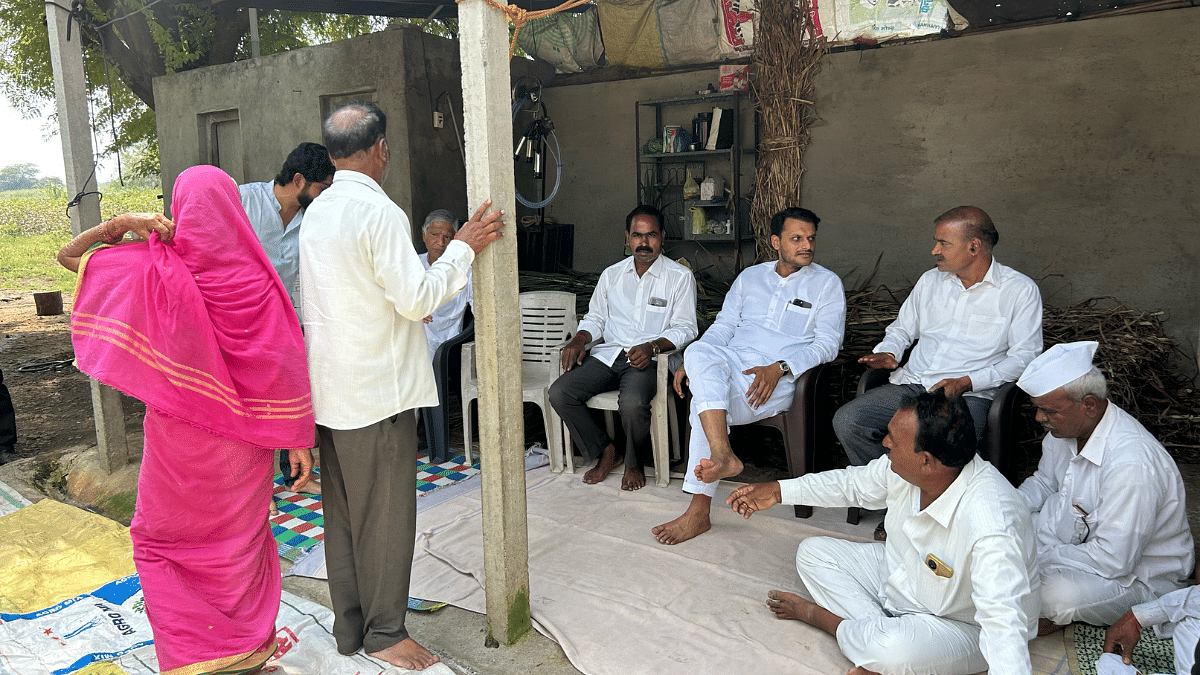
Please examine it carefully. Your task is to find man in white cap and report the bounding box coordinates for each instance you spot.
[1016,341,1193,636]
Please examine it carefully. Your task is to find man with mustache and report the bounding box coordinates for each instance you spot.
[1015,341,1193,636]
[833,206,1042,484]
[653,207,846,544]
[549,205,698,491]
[239,142,336,316]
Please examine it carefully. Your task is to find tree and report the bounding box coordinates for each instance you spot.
[0,2,390,156]
[0,164,42,191]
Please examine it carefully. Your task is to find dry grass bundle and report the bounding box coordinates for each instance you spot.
[748,0,827,262]
[1041,297,1200,457]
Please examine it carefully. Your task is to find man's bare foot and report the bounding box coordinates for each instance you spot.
[847,666,882,675]
[695,452,744,484]
[296,479,321,495]
[583,445,622,484]
[367,637,440,670]
[269,497,279,517]
[652,496,711,544]
[621,466,646,491]
[1038,617,1066,636]
[766,590,818,621]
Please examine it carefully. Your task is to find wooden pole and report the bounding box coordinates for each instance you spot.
[457,0,532,646]
[45,2,129,472]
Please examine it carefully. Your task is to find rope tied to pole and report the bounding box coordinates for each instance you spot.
[454,0,593,58]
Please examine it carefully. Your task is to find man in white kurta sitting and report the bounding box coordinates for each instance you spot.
[652,207,845,544]
[726,390,1040,675]
[1016,341,1194,635]
[419,209,472,359]
[549,205,698,491]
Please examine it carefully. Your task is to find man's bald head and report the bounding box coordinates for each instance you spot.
[323,101,387,160]
[934,206,998,250]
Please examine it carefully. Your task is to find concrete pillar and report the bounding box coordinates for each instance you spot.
[46,3,128,471]
[458,0,532,646]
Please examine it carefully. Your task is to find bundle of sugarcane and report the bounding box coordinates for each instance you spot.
[748,0,826,263]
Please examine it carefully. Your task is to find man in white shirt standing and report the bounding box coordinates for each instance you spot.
[834,206,1042,468]
[549,205,698,491]
[239,142,335,315]
[419,209,473,360]
[299,101,504,671]
[726,390,1040,675]
[1015,341,1193,636]
[652,207,845,544]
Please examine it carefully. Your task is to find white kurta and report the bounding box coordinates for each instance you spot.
[876,259,1042,399]
[299,170,473,429]
[780,455,1040,675]
[1132,586,1200,675]
[419,252,472,360]
[1018,402,1193,623]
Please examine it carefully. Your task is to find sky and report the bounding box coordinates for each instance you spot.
[0,94,117,185]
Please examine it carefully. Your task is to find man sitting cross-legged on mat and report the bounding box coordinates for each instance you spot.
[726,390,1039,675]
[652,206,845,544]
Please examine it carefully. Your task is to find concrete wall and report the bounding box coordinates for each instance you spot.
[154,28,548,242]
[540,8,1199,357]
[538,72,757,281]
[802,8,1199,357]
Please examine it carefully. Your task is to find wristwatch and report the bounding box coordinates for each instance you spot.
[777,360,790,374]
[651,343,661,356]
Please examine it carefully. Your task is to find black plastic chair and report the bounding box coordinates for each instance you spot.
[421,308,474,464]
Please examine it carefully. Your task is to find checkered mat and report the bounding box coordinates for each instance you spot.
[1067,622,1176,675]
[271,452,481,561]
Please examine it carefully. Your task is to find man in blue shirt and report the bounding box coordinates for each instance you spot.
[239,142,336,315]
[241,142,335,502]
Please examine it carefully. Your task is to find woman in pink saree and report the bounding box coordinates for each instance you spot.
[57,164,314,674]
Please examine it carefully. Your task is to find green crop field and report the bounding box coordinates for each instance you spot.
[0,184,162,294]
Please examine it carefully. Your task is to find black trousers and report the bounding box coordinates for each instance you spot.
[548,352,657,466]
[0,370,15,450]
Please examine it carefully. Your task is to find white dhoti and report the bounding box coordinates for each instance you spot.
[796,537,989,675]
[1039,568,1157,626]
[682,342,795,497]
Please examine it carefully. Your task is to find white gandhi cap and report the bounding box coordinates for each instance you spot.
[1016,341,1099,398]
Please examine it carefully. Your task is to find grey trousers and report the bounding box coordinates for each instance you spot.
[318,413,417,655]
[833,383,990,466]
[548,353,657,466]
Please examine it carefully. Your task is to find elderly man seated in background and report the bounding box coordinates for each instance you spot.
[1016,341,1193,636]
[419,209,473,359]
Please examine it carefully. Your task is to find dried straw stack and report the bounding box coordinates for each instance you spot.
[748,0,827,263]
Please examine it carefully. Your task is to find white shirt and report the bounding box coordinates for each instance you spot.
[299,170,473,429]
[779,455,1040,675]
[1133,586,1200,639]
[575,255,698,367]
[876,260,1042,398]
[1018,402,1193,597]
[239,181,302,312]
[419,252,472,360]
[700,261,845,378]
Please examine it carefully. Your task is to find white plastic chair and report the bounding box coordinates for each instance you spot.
[460,291,577,466]
[556,345,680,487]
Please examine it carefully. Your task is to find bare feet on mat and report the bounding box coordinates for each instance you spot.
[367,638,440,671]
[652,496,711,544]
[766,590,818,622]
[269,498,279,517]
[847,667,883,675]
[621,466,646,491]
[583,445,622,484]
[695,451,743,484]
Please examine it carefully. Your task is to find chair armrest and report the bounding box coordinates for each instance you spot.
[434,318,475,363]
[856,367,892,397]
[460,341,477,384]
